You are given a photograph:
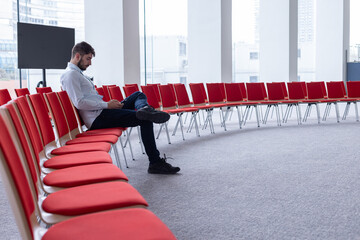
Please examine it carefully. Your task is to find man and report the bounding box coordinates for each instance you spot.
[61,41,180,174]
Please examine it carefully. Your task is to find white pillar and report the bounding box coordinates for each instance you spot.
[316,0,348,81]
[188,0,232,83]
[123,0,141,85]
[84,0,140,86]
[259,0,298,82]
[84,0,124,86]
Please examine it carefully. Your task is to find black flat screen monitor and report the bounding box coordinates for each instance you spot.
[17,22,75,69]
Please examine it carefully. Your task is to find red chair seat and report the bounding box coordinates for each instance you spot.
[51,142,111,155]
[42,181,148,216]
[44,151,113,169]
[66,135,119,145]
[42,208,176,240]
[76,128,123,137]
[43,163,128,188]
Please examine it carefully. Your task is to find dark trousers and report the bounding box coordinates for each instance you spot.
[90,91,160,163]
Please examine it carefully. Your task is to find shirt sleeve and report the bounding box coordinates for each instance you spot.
[61,71,108,110]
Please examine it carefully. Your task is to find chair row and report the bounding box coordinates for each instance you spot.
[0,94,176,239]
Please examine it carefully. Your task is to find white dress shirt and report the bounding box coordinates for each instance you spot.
[60,62,107,128]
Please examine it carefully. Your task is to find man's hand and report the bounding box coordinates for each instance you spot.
[107,99,124,109]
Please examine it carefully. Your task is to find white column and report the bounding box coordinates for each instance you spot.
[84,0,124,86]
[84,0,140,86]
[123,0,141,85]
[343,0,350,82]
[188,0,232,83]
[316,0,348,81]
[259,0,298,82]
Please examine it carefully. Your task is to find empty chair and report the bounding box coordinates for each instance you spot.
[343,81,360,121]
[36,86,53,112]
[125,83,140,91]
[109,86,125,102]
[123,85,138,97]
[0,89,11,105]
[102,85,116,102]
[147,83,162,106]
[15,88,30,97]
[206,83,230,131]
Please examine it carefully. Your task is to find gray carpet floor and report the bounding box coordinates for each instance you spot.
[1,103,360,239]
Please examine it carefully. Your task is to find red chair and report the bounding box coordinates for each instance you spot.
[44,92,125,168]
[0,89,12,105]
[109,86,125,102]
[159,85,200,142]
[189,83,216,133]
[36,86,53,110]
[125,83,140,91]
[0,114,176,240]
[15,96,114,171]
[238,82,247,100]
[286,82,308,124]
[123,85,138,98]
[95,87,108,101]
[147,83,162,106]
[343,81,360,121]
[3,103,128,192]
[101,85,115,102]
[15,88,30,97]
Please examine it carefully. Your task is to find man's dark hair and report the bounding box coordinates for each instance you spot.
[71,41,95,58]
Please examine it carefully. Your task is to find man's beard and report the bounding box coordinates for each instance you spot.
[77,57,88,71]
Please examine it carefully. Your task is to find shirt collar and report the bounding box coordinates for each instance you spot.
[67,62,83,74]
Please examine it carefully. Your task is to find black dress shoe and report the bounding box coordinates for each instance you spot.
[148,157,180,174]
[136,106,170,124]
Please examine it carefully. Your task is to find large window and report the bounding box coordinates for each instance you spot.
[350,0,360,62]
[0,0,84,96]
[232,0,260,83]
[139,0,187,85]
[298,0,316,81]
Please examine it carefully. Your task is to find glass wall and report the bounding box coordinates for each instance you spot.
[139,0,188,85]
[0,0,84,97]
[232,0,260,83]
[298,0,316,82]
[350,0,360,62]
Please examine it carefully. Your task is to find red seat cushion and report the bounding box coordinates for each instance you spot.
[42,182,148,216]
[43,151,112,169]
[42,208,176,240]
[51,142,111,155]
[66,135,119,145]
[43,164,128,188]
[76,128,123,137]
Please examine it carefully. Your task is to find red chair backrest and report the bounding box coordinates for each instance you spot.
[306,82,326,99]
[299,82,307,97]
[95,87,106,100]
[174,84,192,106]
[36,87,53,112]
[326,81,346,98]
[0,115,35,239]
[158,85,176,108]
[206,83,225,103]
[123,85,138,98]
[0,89,12,105]
[28,94,56,146]
[266,82,286,100]
[147,84,161,105]
[279,82,288,98]
[44,92,70,139]
[347,81,360,98]
[287,82,306,100]
[15,88,30,97]
[224,83,243,102]
[57,91,80,132]
[125,84,139,91]
[108,86,124,102]
[246,83,266,101]
[237,83,247,99]
[101,85,115,102]
[189,83,207,105]
[167,83,177,102]
[14,97,43,156]
[141,85,161,109]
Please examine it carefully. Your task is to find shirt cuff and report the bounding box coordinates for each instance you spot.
[101,102,108,109]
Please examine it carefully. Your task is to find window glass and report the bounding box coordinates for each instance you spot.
[298,0,316,81]
[139,0,188,85]
[0,0,84,97]
[350,0,360,62]
[232,0,260,83]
